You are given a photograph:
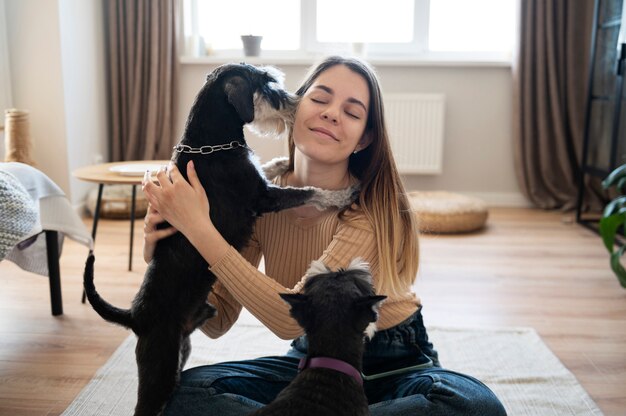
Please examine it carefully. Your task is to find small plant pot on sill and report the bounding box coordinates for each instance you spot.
[241,35,263,57]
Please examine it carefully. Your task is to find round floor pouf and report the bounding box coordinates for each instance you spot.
[86,185,148,219]
[408,191,488,233]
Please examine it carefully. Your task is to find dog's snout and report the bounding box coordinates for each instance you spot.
[282,91,299,110]
[264,72,277,84]
[262,85,297,111]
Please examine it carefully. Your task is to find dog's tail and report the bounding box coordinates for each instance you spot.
[83,252,134,330]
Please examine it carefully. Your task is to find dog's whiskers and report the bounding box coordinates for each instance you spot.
[248,92,298,139]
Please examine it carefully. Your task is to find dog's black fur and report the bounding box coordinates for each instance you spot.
[83,63,355,416]
[251,260,386,416]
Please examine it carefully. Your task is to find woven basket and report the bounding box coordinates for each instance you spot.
[4,109,36,166]
[408,191,488,233]
[86,185,148,219]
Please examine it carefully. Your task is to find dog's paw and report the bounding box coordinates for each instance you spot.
[308,185,360,210]
[261,157,290,180]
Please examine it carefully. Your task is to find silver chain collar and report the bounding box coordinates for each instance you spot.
[172,140,247,155]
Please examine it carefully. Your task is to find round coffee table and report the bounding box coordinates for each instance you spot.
[73,160,169,274]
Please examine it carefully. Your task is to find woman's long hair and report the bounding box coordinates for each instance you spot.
[288,56,419,297]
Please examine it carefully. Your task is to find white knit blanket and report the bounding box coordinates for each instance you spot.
[0,162,93,275]
[0,169,38,259]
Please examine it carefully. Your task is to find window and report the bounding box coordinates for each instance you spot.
[428,0,516,53]
[315,0,415,43]
[183,0,517,61]
[184,0,300,52]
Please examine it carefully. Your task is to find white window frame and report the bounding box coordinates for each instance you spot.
[182,0,513,64]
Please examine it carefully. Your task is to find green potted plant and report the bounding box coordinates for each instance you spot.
[599,164,626,288]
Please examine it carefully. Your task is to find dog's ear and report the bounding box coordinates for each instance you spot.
[279,293,308,308]
[305,260,330,277]
[224,76,255,123]
[279,293,309,325]
[355,295,387,308]
[355,295,387,321]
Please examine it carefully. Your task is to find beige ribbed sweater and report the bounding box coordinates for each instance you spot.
[202,183,420,340]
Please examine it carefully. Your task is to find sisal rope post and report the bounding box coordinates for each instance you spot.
[4,109,36,166]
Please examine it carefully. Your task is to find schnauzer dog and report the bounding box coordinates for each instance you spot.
[83,63,357,416]
[252,259,387,416]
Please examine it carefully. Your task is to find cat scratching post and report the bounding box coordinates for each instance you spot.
[4,109,36,166]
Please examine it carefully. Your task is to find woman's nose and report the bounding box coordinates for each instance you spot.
[321,111,338,124]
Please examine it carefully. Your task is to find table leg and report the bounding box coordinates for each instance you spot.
[45,230,63,316]
[91,184,104,242]
[82,183,104,304]
[129,185,136,271]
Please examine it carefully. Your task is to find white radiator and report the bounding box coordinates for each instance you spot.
[384,94,445,174]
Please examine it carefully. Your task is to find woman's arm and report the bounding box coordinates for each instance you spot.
[143,162,380,339]
[201,239,263,338]
[208,215,379,339]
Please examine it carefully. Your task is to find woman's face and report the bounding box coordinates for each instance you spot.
[292,64,370,166]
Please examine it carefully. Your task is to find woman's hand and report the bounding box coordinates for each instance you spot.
[142,160,212,243]
[142,204,177,263]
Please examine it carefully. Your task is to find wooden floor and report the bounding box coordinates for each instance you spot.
[0,207,624,415]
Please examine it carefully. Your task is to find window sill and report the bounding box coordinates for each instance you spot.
[179,54,512,68]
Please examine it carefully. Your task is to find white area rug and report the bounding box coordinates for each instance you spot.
[62,310,603,416]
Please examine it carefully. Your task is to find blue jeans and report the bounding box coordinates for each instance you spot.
[164,308,507,415]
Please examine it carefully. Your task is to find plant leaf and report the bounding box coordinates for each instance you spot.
[603,196,626,217]
[603,164,626,189]
[618,176,626,194]
[610,245,626,288]
[599,213,626,252]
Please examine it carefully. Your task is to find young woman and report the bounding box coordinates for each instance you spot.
[143,56,507,415]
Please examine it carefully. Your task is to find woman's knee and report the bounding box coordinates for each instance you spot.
[165,365,270,416]
[164,388,263,416]
[178,365,222,388]
[173,360,295,407]
[429,372,507,416]
[450,388,506,416]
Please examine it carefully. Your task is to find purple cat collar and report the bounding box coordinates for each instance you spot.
[298,356,363,385]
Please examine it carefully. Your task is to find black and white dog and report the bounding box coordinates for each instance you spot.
[252,259,386,416]
[83,63,357,416]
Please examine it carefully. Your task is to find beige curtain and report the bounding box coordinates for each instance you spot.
[513,0,596,209]
[105,0,179,161]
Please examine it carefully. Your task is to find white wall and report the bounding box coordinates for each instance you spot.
[5,0,70,193]
[58,0,108,205]
[179,62,523,206]
[4,1,523,207]
[4,0,107,207]
[384,65,523,206]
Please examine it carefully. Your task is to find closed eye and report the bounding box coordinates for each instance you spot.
[310,98,327,104]
[346,111,360,119]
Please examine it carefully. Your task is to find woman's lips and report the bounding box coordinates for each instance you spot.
[310,127,338,141]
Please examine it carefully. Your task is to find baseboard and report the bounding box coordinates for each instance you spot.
[462,192,532,208]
